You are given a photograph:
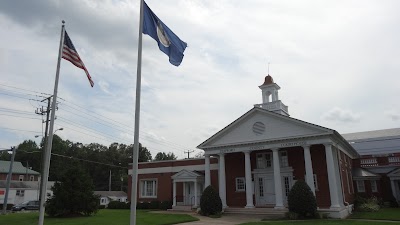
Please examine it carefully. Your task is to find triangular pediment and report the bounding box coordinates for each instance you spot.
[388,168,400,177]
[171,169,203,180]
[198,107,333,149]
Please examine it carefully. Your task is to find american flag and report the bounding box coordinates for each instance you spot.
[62,31,94,87]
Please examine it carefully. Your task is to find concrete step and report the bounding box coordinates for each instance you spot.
[224,207,287,216]
[169,205,193,212]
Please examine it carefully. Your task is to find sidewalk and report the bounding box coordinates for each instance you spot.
[151,211,265,225]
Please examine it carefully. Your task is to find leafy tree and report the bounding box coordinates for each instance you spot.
[45,166,99,217]
[200,185,222,216]
[154,152,177,161]
[194,151,204,158]
[287,180,317,218]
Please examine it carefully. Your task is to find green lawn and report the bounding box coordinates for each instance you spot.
[350,208,400,221]
[0,209,198,225]
[240,220,400,225]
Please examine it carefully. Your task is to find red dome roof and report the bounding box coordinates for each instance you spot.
[262,75,274,85]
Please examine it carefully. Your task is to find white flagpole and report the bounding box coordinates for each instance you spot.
[130,1,144,225]
[38,20,65,225]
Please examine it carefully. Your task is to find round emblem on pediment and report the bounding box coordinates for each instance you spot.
[252,122,265,135]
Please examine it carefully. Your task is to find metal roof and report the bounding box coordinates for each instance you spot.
[342,128,400,141]
[0,161,40,175]
[0,181,54,189]
[342,128,400,156]
[94,191,127,198]
[352,168,380,178]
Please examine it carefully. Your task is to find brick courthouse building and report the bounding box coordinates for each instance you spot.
[128,75,399,218]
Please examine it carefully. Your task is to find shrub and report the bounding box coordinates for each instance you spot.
[200,185,222,216]
[149,200,160,209]
[287,180,317,218]
[285,211,299,220]
[107,201,129,209]
[98,205,106,209]
[389,195,399,208]
[136,201,150,209]
[0,204,14,210]
[357,196,380,212]
[45,166,100,217]
[160,201,172,210]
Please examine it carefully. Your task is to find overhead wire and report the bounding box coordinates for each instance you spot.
[0,83,201,155]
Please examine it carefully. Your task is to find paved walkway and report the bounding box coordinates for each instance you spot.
[151,211,265,225]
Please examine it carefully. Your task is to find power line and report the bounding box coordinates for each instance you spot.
[0,126,41,134]
[0,83,50,96]
[0,113,42,121]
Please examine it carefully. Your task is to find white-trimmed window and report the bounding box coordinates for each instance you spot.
[30,175,34,181]
[140,179,157,198]
[356,180,365,192]
[256,153,272,169]
[16,190,25,196]
[235,177,246,192]
[19,175,24,181]
[370,180,378,193]
[280,151,288,167]
[313,174,319,191]
[101,198,106,204]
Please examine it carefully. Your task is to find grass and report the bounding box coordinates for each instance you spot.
[240,208,400,225]
[0,209,198,225]
[239,220,400,225]
[350,208,400,221]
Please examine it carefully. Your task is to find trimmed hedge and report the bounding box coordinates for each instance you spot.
[106,200,172,210]
[200,185,222,216]
[287,180,317,218]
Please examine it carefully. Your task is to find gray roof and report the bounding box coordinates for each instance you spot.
[0,161,40,175]
[342,128,400,156]
[0,181,54,190]
[342,128,400,141]
[94,191,127,198]
[352,168,380,178]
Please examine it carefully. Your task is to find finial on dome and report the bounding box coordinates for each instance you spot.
[262,74,274,85]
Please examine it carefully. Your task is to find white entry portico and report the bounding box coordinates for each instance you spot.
[171,170,204,208]
[197,75,359,218]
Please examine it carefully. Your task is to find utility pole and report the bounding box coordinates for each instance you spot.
[2,147,16,215]
[184,150,194,159]
[109,170,112,191]
[35,96,52,202]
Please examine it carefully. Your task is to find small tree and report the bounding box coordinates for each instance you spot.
[200,185,222,216]
[45,166,100,217]
[287,180,317,218]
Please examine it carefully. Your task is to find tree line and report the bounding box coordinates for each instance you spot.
[0,135,177,192]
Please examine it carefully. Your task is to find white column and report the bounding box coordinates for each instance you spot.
[391,180,400,202]
[194,181,198,207]
[205,154,211,188]
[183,182,186,205]
[324,143,341,208]
[303,145,315,195]
[244,151,254,208]
[172,181,176,207]
[272,148,284,209]
[218,153,227,208]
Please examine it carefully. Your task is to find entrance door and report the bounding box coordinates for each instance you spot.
[184,182,195,205]
[255,175,275,206]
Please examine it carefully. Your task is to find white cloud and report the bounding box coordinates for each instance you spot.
[1,0,400,157]
[322,107,361,123]
[385,110,400,121]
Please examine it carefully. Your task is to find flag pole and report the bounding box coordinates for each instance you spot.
[38,20,65,225]
[130,1,144,225]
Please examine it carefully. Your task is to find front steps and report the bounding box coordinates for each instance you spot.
[224,207,287,217]
[169,205,193,212]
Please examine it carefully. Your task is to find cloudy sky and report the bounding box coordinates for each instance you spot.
[0,0,399,159]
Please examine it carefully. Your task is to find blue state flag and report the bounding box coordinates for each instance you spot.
[143,1,187,66]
